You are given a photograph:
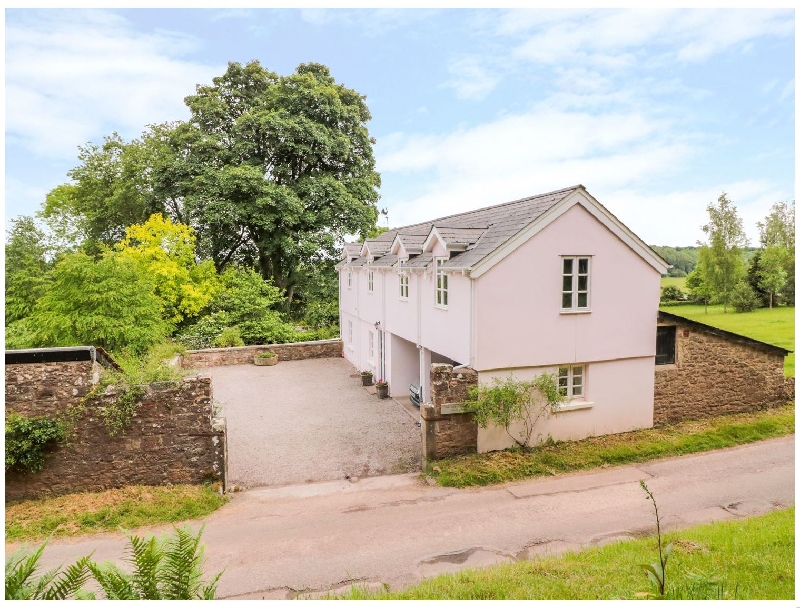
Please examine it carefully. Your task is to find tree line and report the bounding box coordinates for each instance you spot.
[661,194,794,312]
[5,60,383,355]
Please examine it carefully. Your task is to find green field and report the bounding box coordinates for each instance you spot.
[660,276,687,290]
[335,507,794,600]
[659,304,795,376]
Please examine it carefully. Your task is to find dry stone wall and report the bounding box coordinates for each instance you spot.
[182,339,343,368]
[654,320,788,425]
[421,364,478,459]
[5,360,226,503]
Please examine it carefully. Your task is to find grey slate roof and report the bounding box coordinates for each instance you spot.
[370,254,399,267]
[344,242,362,256]
[340,185,580,271]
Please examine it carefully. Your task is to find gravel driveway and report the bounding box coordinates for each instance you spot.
[202,358,421,489]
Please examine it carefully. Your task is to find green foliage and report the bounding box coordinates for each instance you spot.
[637,480,672,598]
[5,216,54,325]
[730,282,760,313]
[756,245,788,309]
[699,192,748,312]
[88,526,222,600]
[177,266,298,348]
[5,541,93,600]
[20,250,170,354]
[213,327,245,348]
[650,245,698,276]
[660,285,686,303]
[116,213,219,325]
[466,374,563,449]
[5,415,67,475]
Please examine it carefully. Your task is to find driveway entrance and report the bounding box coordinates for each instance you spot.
[204,358,421,489]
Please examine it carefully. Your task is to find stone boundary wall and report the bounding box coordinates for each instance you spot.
[421,364,478,459]
[654,320,789,426]
[5,361,226,503]
[181,339,343,368]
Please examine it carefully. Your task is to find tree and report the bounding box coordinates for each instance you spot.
[757,246,787,309]
[757,200,795,307]
[115,214,219,326]
[466,374,564,449]
[699,192,748,313]
[660,285,686,303]
[5,216,53,325]
[174,61,381,306]
[685,258,713,312]
[23,251,169,354]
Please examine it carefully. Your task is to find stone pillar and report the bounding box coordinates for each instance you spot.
[421,363,478,460]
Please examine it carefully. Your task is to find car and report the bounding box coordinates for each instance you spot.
[409,381,421,407]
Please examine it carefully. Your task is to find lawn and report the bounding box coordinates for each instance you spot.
[430,404,793,488]
[659,303,795,376]
[660,276,687,290]
[335,507,794,600]
[5,484,228,543]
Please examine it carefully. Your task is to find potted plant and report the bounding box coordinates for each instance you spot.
[361,370,373,386]
[254,352,279,366]
[375,379,389,399]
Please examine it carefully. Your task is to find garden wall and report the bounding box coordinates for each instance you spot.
[181,338,343,368]
[421,364,478,459]
[5,351,227,503]
[654,312,790,426]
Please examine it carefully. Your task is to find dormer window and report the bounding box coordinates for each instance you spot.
[347,271,352,289]
[399,274,409,299]
[435,258,448,307]
[368,270,374,293]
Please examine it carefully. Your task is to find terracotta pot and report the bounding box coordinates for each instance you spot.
[254,355,278,366]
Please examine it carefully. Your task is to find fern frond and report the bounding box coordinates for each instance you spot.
[5,542,47,599]
[161,525,204,599]
[42,555,94,600]
[89,562,137,600]
[126,530,164,599]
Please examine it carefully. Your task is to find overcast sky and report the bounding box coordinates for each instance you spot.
[5,8,795,246]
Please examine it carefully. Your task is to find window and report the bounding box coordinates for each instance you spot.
[558,364,585,399]
[656,326,676,365]
[561,257,590,311]
[399,274,409,299]
[435,258,448,307]
[347,272,352,289]
[368,271,374,293]
[348,320,353,344]
[368,331,374,361]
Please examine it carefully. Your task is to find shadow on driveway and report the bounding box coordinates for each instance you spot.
[202,358,421,489]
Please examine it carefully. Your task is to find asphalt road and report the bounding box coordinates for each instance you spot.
[13,436,794,599]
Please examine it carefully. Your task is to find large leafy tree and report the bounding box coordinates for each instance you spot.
[757,200,795,306]
[5,216,53,325]
[173,61,381,304]
[699,192,748,313]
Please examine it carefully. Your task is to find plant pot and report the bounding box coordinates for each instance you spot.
[376,384,389,399]
[254,356,278,366]
[361,374,373,386]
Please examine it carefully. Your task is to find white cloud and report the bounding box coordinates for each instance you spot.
[443,57,500,100]
[298,8,439,36]
[6,10,222,159]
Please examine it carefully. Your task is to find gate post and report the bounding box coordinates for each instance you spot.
[421,364,478,460]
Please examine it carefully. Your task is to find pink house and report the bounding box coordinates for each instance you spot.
[337,185,669,451]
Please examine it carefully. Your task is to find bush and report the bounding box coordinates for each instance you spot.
[213,327,244,348]
[731,282,760,313]
[660,286,686,303]
[5,415,67,474]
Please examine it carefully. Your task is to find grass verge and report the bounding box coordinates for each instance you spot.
[336,507,794,600]
[660,303,794,376]
[431,404,794,487]
[6,484,228,544]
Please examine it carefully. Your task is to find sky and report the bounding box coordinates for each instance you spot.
[5,8,795,246]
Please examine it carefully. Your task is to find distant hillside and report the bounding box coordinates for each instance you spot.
[651,245,760,278]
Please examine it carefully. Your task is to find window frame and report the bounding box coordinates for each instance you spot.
[561,256,591,312]
[435,258,449,308]
[399,273,409,300]
[656,325,677,365]
[347,271,352,289]
[557,364,586,400]
[368,270,374,294]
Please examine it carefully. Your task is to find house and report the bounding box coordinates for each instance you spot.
[337,185,671,452]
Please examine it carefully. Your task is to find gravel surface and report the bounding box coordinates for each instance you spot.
[202,358,421,488]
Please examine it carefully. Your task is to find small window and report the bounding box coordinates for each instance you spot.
[562,256,590,311]
[348,320,353,344]
[436,258,448,307]
[558,364,585,399]
[399,274,409,299]
[368,271,374,293]
[656,326,676,365]
[347,272,352,289]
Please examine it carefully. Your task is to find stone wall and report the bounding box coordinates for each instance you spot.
[654,319,788,426]
[182,339,343,368]
[5,361,226,503]
[421,364,478,459]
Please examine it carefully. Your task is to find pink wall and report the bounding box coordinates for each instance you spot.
[419,269,471,365]
[385,270,418,344]
[475,203,660,371]
[477,356,655,451]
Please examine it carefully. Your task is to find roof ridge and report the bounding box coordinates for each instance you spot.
[395,184,582,232]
